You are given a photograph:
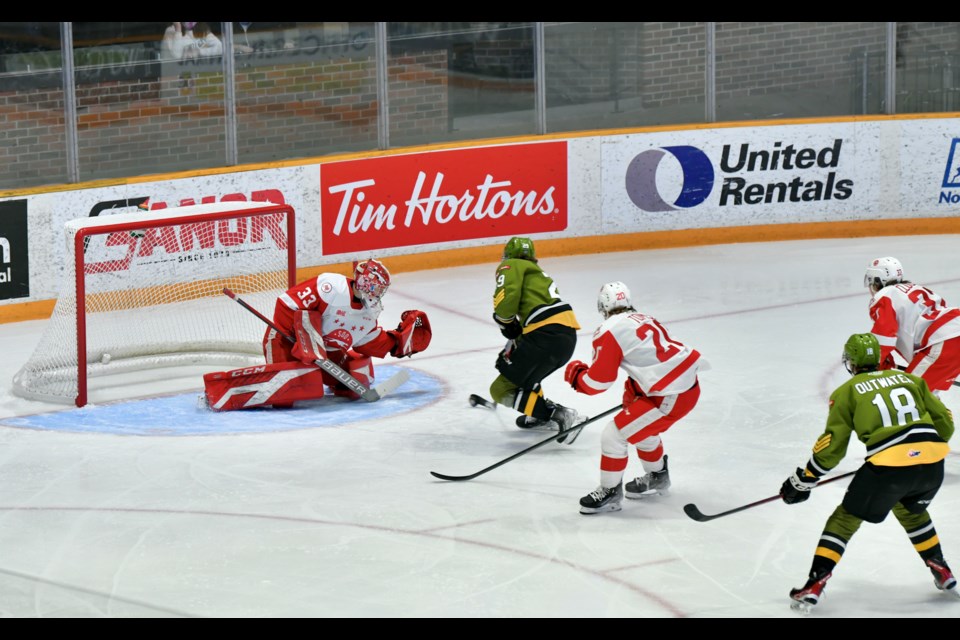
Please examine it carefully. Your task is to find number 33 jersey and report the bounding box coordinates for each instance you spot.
[869,283,960,362]
[586,312,702,397]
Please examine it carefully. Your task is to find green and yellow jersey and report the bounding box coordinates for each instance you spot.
[493,258,579,334]
[802,369,954,479]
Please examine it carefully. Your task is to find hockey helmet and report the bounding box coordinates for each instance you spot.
[354,258,391,309]
[597,281,635,319]
[502,237,536,262]
[864,257,903,293]
[842,333,881,375]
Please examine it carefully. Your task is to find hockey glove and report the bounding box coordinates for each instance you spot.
[389,310,432,358]
[564,360,589,391]
[622,377,645,406]
[780,468,817,504]
[494,313,522,340]
[880,353,897,371]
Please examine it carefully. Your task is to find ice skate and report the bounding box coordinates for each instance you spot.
[624,455,671,498]
[789,571,831,615]
[927,557,960,597]
[550,404,586,444]
[515,414,554,430]
[579,484,623,514]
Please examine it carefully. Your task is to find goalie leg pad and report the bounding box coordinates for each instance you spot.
[263,303,296,364]
[203,361,325,411]
[327,354,374,400]
[292,310,327,365]
[263,328,294,364]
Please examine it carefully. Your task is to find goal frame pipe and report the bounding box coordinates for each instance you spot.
[72,204,296,407]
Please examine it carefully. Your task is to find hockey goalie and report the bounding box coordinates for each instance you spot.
[203,259,431,410]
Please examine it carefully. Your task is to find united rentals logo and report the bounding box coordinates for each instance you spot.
[625,146,715,212]
[940,138,960,203]
[626,139,851,212]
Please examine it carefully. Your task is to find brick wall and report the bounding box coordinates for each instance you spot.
[0,51,448,185]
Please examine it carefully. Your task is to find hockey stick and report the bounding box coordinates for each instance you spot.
[682,470,857,522]
[430,404,621,482]
[222,287,409,402]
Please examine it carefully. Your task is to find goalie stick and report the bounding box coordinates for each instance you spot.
[430,404,621,482]
[682,470,857,522]
[222,287,409,402]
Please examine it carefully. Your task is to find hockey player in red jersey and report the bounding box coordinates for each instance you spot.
[865,256,960,393]
[564,281,704,514]
[203,259,431,410]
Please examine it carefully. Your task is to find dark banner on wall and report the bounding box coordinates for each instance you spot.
[0,200,30,300]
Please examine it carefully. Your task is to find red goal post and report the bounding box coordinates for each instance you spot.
[13,201,296,407]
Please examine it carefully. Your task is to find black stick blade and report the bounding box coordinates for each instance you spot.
[430,471,473,482]
[683,503,710,522]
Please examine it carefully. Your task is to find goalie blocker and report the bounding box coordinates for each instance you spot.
[203,309,431,410]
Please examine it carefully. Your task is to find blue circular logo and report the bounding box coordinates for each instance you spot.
[625,146,715,212]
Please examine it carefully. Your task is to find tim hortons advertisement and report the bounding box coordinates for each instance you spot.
[319,142,568,254]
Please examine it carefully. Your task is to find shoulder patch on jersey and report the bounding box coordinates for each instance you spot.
[320,281,334,293]
[812,433,832,454]
[497,264,512,272]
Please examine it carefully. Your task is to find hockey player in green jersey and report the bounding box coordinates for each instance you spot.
[782,332,958,614]
[486,236,585,443]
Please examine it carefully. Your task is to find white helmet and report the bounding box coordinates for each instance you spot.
[597,281,635,319]
[864,257,903,293]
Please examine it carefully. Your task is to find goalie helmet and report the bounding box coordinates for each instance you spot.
[502,236,536,262]
[842,332,881,375]
[597,281,635,319]
[354,258,391,309]
[864,256,903,293]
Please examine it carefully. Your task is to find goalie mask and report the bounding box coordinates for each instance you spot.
[354,259,391,309]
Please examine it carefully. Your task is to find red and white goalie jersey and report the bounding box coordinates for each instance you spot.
[266,272,393,363]
[868,283,960,363]
[578,311,702,397]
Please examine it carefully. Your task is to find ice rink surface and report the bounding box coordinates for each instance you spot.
[2,235,960,618]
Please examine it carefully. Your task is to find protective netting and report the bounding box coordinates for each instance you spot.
[13,202,295,406]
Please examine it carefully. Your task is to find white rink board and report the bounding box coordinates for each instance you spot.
[6,116,960,305]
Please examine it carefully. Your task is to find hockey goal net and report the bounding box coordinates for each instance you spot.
[13,201,296,407]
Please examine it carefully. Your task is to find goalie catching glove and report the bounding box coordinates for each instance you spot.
[389,310,432,358]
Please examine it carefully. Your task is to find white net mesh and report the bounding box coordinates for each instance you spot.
[13,201,296,406]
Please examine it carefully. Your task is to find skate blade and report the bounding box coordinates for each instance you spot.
[790,599,814,615]
[579,503,623,515]
[624,488,670,500]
